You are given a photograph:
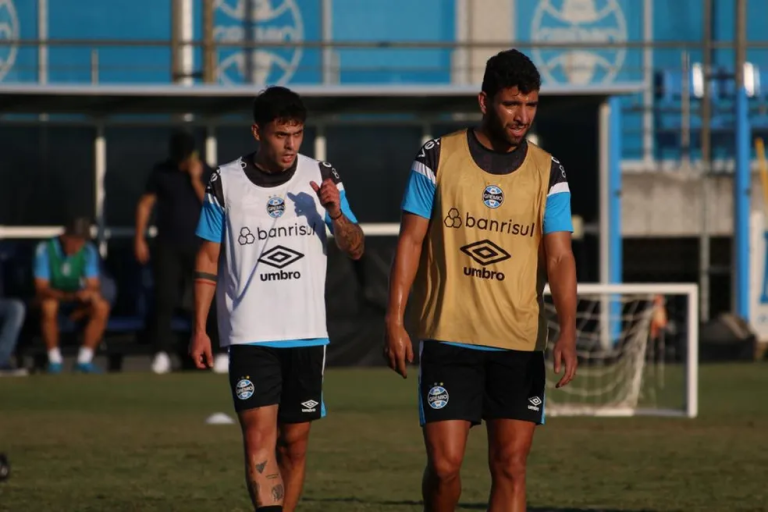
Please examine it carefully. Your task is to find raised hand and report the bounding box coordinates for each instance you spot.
[310,179,341,218]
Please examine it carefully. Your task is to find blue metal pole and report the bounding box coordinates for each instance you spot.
[609,96,622,342]
[735,86,750,321]
[609,96,622,286]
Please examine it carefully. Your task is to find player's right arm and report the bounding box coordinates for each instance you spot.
[385,139,440,378]
[189,170,225,370]
[134,167,158,264]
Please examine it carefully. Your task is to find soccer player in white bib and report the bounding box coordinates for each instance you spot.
[189,86,364,512]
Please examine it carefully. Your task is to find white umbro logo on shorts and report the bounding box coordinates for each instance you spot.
[301,400,319,413]
[528,396,542,412]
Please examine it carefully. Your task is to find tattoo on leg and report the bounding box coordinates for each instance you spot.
[271,484,284,502]
[266,472,280,479]
[255,460,267,474]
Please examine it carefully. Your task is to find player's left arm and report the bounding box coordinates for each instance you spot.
[81,243,102,296]
[543,156,578,388]
[312,162,364,260]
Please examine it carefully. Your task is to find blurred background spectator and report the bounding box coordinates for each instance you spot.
[134,130,224,374]
[0,296,26,376]
[33,217,110,374]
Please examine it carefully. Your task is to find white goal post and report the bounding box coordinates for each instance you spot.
[542,283,699,419]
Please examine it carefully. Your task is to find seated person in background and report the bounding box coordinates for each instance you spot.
[33,217,110,374]
[0,296,26,376]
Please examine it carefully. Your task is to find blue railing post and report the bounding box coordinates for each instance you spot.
[609,96,623,342]
[734,86,751,321]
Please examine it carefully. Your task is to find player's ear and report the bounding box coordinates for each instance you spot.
[251,124,261,143]
[478,92,488,116]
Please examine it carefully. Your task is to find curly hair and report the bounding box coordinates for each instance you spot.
[481,49,541,98]
[252,86,307,126]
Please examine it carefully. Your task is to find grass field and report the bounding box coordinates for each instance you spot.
[1,364,767,512]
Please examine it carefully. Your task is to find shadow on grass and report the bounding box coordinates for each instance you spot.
[304,497,656,511]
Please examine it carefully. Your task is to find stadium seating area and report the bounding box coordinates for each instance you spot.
[654,64,768,130]
[0,239,192,371]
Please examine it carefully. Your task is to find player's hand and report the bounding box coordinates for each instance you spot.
[188,329,214,370]
[310,179,341,219]
[75,289,97,304]
[134,238,150,264]
[185,153,204,180]
[384,321,414,378]
[553,333,578,388]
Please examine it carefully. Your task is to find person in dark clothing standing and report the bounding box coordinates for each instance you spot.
[134,130,224,374]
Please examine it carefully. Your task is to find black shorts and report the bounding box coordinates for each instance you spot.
[228,344,327,423]
[418,340,546,427]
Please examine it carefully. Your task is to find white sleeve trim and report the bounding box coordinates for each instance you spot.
[547,182,570,197]
[412,161,436,185]
[206,192,224,210]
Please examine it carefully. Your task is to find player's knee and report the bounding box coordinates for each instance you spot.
[90,298,110,319]
[243,423,278,457]
[40,298,59,320]
[428,452,463,483]
[277,424,309,464]
[277,436,307,464]
[489,449,527,482]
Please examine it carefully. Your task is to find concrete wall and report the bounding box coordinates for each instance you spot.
[623,171,763,237]
[462,0,514,85]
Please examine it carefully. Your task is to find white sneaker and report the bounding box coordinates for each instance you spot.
[151,352,171,374]
[213,353,229,374]
[0,367,28,377]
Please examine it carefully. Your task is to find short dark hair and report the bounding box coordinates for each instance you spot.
[63,216,92,240]
[169,129,196,163]
[481,49,541,99]
[252,86,307,127]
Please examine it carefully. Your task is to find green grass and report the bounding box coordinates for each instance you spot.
[1,364,767,511]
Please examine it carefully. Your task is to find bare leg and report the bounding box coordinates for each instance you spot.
[39,298,60,351]
[276,422,311,512]
[81,298,110,349]
[422,420,471,512]
[486,419,536,512]
[239,405,284,509]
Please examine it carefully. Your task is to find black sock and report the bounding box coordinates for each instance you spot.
[256,507,282,512]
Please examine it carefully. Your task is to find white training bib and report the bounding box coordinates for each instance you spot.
[216,154,330,346]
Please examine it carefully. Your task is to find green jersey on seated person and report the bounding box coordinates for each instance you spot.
[33,237,100,292]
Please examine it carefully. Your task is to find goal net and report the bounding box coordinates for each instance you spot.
[542,283,699,418]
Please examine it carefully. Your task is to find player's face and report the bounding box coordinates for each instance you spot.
[252,119,304,170]
[61,235,85,255]
[480,87,539,147]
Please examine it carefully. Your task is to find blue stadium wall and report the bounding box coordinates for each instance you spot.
[2,0,766,164]
[1,0,756,353]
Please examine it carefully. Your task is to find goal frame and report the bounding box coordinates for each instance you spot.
[542,282,699,419]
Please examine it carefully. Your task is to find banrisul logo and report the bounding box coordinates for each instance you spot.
[483,185,504,209]
[215,0,304,86]
[531,0,627,85]
[444,208,535,238]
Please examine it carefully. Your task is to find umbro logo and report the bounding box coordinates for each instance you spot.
[460,240,511,267]
[301,399,319,413]
[258,245,304,269]
[528,396,542,412]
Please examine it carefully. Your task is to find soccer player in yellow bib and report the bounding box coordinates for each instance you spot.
[385,49,578,512]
